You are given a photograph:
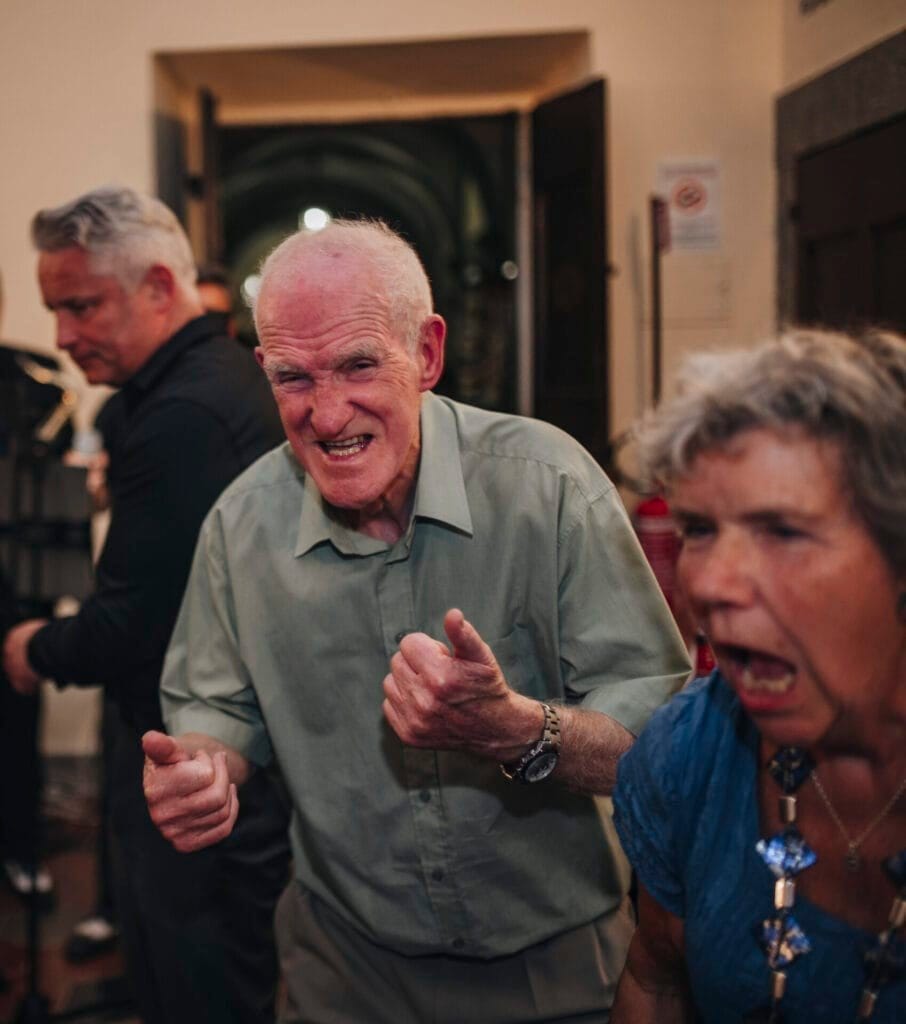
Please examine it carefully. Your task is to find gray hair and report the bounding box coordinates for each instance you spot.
[638,328,906,575]
[31,186,197,292]
[253,219,433,353]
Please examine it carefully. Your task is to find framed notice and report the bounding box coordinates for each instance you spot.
[656,159,722,251]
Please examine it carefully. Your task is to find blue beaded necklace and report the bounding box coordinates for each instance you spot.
[744,748,906,1022]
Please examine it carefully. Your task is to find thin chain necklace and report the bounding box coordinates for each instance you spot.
[745,747,906,1023]
[811,768,906,872]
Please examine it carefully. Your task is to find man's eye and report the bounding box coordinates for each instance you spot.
[349,360,376,373]
[275,374,311,389]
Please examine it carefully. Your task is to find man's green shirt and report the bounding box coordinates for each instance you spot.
[162,393,689,957]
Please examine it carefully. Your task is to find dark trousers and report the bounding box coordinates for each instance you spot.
[276,883,634,1024]
[0,678,42,866]
[0,570,43,867]
[108,704,291,1024]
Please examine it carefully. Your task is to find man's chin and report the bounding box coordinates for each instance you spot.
[319,486,378,512]
[80,365,120,387]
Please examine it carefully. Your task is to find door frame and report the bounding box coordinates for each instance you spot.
[775,31,906,327]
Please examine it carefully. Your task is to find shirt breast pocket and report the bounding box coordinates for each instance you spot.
[489,624,548,700]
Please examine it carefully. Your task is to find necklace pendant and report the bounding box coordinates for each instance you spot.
[846,846,861,872]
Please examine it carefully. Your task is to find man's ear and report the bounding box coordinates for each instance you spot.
[416,315,446,392]
[143,264,177,308]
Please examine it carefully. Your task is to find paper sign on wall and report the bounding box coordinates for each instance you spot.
[656,159,722,251]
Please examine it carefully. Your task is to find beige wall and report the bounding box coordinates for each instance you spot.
[782,0,906,90]
[3,0,898,757]
[3,1,899,431]
[1,0,784,436]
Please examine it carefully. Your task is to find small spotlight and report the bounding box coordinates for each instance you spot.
[301,207,331,232]
[242,274,262,304]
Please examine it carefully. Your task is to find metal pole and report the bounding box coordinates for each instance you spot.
[649,196,663,405]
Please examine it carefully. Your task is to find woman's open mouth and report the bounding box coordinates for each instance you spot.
[719,644,797,695]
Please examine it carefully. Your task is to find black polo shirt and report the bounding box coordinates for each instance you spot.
[29,315,283,731]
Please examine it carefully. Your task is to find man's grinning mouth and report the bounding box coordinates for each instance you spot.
[319,435,371,457]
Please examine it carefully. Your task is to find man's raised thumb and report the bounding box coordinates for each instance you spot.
[142,730,189,766]
[444,609,494,666]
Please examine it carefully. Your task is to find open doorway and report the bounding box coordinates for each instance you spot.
[155,34,610,462]
[219,114,518,413]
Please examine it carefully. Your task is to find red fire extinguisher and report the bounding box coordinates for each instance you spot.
[633,493,716,677]
[633,494,679,613]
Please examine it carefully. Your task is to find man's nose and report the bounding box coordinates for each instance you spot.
[55,314,79,350]
[308,382,352,437]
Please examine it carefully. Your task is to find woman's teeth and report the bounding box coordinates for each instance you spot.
[740,665,795,693]
[733,648,796,693]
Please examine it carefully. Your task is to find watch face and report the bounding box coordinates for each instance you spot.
[523,751,558,783]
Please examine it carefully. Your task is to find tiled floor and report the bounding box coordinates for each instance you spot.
[0,758,139,1023]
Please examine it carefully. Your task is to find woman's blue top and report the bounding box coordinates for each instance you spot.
[612,671,905,1023]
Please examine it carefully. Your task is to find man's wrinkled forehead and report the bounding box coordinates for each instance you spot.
[261,240,364,297]
[257,252,392,329]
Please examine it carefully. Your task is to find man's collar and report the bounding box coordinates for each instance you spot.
[411,392,472,533]
[294,392,473,558]
[126,315,220,396]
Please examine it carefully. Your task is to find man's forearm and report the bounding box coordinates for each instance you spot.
[489,693,633,795]
[382,613,636,795]
[555,705,633,795]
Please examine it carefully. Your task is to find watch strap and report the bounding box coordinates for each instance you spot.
[499,702,561,782]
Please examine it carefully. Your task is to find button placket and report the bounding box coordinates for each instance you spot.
[377,550,470,947]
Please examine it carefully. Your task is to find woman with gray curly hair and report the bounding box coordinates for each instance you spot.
[611,329,906,1023]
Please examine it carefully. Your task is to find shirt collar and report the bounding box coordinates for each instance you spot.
[125,315,221,398]
[294,392,473,558]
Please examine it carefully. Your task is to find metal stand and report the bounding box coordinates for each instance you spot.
[1,436,132,1019]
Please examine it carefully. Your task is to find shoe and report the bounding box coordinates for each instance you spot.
[3,859,55,910]
[64,914,119,963]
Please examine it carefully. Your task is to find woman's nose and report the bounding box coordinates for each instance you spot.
[681,530,755,612]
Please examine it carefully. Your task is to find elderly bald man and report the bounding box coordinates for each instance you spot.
[143,218,690,1023]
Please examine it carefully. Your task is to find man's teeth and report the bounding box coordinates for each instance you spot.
[740,665,795,693]
[321,436,368,457]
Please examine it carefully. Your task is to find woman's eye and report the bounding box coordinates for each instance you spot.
[677,519,713,540]
[765,522,803,540]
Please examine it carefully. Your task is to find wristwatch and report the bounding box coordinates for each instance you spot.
[499,702,561,783]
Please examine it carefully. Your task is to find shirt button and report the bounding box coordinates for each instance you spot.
[419,790,431,803]
[452,938,465,951]
[395,630,410,643]
[431,868,444,882]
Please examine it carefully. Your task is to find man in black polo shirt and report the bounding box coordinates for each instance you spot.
[2,186,290,1024]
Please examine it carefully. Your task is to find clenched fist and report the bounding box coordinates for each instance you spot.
[382,608,543,762]
[142,731,239,853]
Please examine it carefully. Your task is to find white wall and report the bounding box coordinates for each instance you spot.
[1,0,784,435]
[782,0,906,90]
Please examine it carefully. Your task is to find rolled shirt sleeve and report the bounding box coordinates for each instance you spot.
[162,506,274,768]
[557,482,690,736]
